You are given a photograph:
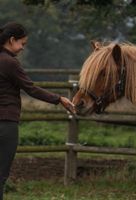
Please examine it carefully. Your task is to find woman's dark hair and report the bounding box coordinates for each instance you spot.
[0,22,28,46]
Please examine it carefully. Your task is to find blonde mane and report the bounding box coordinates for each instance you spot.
[79,43,136,104]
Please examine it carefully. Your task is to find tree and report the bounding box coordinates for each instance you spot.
[22,0,136,42]
[1,0,136,72]
[23,0,113,7]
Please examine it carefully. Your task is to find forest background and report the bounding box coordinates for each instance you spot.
[0,0,136,77]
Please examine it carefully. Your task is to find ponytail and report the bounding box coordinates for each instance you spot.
[0,22,28,48]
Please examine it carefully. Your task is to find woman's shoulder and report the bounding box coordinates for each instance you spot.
[0,51,20,66]
[0,52,21,75]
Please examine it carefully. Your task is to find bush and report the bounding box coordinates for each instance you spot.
[19,121,136,147]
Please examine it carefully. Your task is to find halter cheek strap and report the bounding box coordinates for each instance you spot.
[86,64,126,114]
[87,90,110,114]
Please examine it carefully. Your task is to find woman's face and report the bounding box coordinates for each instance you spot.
[9,36,28,55]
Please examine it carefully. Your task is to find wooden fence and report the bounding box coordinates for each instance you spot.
[17,69,136,185]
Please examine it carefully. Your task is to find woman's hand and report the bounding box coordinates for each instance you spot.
[60,96,76,114]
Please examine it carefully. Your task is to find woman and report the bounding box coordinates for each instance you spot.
[0,22,75,200]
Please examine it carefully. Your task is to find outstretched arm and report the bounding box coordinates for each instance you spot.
[60,96,76,114]
[8,59,75,113]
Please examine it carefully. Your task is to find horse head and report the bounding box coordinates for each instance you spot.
[72,41,136,115]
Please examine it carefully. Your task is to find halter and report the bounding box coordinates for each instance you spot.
[85,64,126,114]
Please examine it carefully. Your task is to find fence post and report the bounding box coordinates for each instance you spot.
[64,75,79,185]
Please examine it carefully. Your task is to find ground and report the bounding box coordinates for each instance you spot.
[10,156,128,182]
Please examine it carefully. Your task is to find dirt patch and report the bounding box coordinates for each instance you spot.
[10,157,65,181]
[10,157,128,181]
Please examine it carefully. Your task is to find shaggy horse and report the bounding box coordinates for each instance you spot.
[72,41,136,115]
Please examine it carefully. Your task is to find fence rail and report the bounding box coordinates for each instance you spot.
[17,145,136,156]
[34,81,74,88]
[26,68,80,75]
[18,69,136,185]
[21,112,136,125]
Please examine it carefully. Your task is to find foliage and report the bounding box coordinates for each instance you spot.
[23,0,114,6]
[23,0,44,5]
[0,0,89,69]
[19,121,136,148]
[0,0,136,71]
[21,0,136,68]
[19,121,67,145]
[22,0,135,7]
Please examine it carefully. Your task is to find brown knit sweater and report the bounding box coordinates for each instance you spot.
[0,48,60,122]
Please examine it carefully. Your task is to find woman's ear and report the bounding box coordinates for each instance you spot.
[9,36,15,45]
[112,44,122,66]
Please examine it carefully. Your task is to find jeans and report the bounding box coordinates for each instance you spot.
[0,121,18,200]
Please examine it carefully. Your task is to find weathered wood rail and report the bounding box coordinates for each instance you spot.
[18,69,136,185]
[17,145,136,156]
[26,68,80,75]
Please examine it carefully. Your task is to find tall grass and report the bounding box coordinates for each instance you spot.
[19,121,136,148]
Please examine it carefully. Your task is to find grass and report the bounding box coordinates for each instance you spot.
[5,177,136,200]
[19,121,136,148]
[79,122,136,148]
[19,121,67,145]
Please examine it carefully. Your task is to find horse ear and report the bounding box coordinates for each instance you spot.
[112,44,122,66]
[90,40,101,51]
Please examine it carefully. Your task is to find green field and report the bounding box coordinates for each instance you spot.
[19,121,136,148]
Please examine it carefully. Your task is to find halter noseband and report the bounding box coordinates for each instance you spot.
[86,64,126,114]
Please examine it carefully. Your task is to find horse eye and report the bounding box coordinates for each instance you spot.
[100,71,105,77]
[76,100,84,108]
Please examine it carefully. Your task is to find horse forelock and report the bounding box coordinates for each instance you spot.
[79,42,136,104]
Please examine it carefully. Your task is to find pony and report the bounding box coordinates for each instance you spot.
[72,41,136,115]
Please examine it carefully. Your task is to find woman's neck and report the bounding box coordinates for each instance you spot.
[3,43,13,53]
